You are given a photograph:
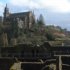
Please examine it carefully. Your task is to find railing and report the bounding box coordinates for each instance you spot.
[0,52,51,59]
[53,51,70,55]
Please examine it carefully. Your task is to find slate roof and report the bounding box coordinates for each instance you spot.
[9,11,30,18]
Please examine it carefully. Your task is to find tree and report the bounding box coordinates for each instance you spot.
[37,14,45,27]
[46,32,55,41]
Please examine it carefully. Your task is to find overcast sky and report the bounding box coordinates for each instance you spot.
[0,0,70,30]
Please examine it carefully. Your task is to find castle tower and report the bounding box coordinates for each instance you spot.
[3,4,10,20]
[2,4,10,47]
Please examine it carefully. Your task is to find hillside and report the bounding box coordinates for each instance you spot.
[0,14,70,46]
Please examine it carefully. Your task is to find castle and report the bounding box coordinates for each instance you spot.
[1,4,35,47]
[3,4,35,29]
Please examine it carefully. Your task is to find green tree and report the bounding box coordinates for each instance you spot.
[46,32,55,41]
[37,14,45,28]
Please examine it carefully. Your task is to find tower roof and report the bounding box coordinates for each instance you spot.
[6,4,7,7]
[5,4,9,10]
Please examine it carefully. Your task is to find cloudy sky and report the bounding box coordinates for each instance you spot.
[0,0,70,30]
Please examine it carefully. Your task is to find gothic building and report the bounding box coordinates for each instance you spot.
[2,4,35,46]
[3,4,35,29]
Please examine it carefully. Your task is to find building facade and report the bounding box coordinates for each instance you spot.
[3,4,35,29]
[2,4,35,46]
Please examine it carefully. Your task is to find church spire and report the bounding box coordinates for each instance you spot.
[4,4,10,18]
[6,3,7,8]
